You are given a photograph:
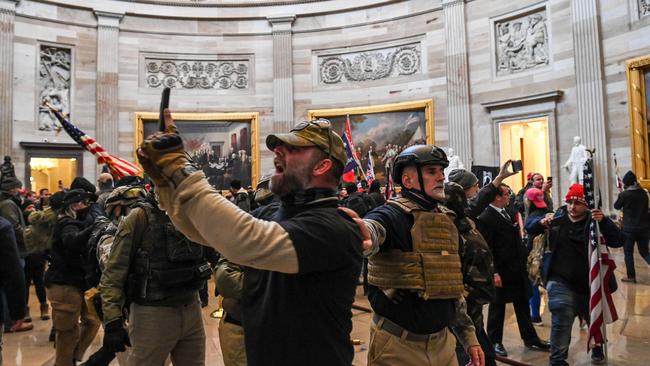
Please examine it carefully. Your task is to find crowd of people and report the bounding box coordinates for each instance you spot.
[0,111,649,366]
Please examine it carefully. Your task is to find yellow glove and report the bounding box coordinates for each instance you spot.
[138,109,195,188]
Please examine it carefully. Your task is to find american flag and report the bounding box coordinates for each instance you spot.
[583,158,618,349]
[365,150,375,185]
[47,105,142,179]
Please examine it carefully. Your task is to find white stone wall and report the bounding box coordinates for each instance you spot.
[5,0,650,207]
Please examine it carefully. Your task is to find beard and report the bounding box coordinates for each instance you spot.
[271,162,312,197]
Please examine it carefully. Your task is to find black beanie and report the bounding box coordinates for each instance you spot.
[622,170,637,186]
[70,177,96,194]
[447,169,479,190]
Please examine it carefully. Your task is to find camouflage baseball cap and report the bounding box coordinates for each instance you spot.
[265,119,347,167]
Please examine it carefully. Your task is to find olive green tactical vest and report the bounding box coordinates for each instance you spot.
[131,202,210,305]
[368,197,465,300]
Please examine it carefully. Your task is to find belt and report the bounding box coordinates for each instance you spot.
[372,313,439,342]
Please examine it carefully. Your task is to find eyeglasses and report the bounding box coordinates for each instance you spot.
[291,119,333,161]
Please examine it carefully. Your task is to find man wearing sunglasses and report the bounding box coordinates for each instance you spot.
[361,145,484,366]
[137,111,363,366]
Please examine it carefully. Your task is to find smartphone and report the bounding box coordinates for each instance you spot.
[511,160,523,173]
[547,176,553,183]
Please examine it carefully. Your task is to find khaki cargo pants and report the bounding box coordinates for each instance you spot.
[48,284,101,366]
[218,314,247,366]
[368,317,458,366]
[127,301,205,366]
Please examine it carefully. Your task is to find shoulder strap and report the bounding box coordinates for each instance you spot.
[386,196,421,214]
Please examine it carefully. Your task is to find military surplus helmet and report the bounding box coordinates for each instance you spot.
[105,186,146,210]
[392,145,449,185]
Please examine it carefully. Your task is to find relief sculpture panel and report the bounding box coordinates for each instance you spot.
[318,43,421,85]
[494,9,549,76]
[144,58,249,90]
[641,0,650,18]
[39,45,71,131]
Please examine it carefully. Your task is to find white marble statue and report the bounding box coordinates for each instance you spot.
[444,148,465,180]
[564,136,589,184]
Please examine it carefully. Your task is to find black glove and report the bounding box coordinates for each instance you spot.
[103,319,131,353]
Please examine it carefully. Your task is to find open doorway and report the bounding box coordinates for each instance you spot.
[499,117,550,193]
[20,142,83,192]
[29,157,78,193]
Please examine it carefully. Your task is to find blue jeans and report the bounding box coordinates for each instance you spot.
[547,280,589,366]
[530,283,541,319]
[623,230,650,279]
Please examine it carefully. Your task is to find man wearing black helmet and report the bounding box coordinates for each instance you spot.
[362,145,484,366]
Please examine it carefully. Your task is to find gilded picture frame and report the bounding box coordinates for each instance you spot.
[308,99,434,183]
[625,54,650,189]
[134,111,260,189]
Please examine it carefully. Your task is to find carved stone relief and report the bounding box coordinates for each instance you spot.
[641,0,650,17]
[144,58,249,89]
[39,45,71,131]
[318,44,421,84]
[495,9,549,76]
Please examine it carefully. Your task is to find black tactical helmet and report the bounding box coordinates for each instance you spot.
[393,145,449,185]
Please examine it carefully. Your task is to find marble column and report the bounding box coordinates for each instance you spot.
[442,0,472,166]
[267,15,295,133]
[0,0,18,158]
[94,10,123,157]
[570,0,610,208]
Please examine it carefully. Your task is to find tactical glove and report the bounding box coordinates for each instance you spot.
[103,318,131,353]
[138,120,193,188]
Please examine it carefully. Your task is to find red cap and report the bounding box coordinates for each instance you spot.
[525,188,547,209]
[565,183,586,205]
[527,172,535,181]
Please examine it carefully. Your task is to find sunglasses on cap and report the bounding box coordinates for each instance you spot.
[291,119,333,161]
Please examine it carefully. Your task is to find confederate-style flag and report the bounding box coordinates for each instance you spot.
[47,104,142,179]
[341,114,362,182]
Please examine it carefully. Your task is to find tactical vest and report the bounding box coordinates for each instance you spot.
[368,197,465,300]
[130,202,211,305]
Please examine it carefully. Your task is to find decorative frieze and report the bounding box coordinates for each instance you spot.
[318,43,421,85]
[144,58,250,90]
[494,7,549,76]
[39,45,72,131]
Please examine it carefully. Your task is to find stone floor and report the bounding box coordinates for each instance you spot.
[2,248,649,366]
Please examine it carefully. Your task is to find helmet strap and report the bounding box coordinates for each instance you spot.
[416,164,439,204]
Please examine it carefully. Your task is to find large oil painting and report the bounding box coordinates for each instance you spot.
[308,99,434,183]
[135,112,259,190]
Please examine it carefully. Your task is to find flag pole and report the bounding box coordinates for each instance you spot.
[589,149,609,365]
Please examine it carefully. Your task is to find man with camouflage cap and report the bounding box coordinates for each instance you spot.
[136,110,363,366]
[360,145,484,366]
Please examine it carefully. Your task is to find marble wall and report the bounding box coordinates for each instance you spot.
[4,0,650,209]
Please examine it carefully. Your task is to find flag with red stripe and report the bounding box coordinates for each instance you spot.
[341,114,362,183]
[365,150,375,185]
[583,158,618,349]
[48,107,142,179]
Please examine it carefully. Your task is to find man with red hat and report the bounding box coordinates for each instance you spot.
[526,184,621,365]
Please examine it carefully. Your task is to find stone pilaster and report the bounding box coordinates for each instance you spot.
[94,10,123,156]
[442,0,472,165]
[570,0,610,208]
[267,15,295,133]
[0,0,18,158]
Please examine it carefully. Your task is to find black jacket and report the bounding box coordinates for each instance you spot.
[477,205,531,303]
[614,184,650,232]
[345,191,370,217]
[45,215,94,290]
[0,217,26,321]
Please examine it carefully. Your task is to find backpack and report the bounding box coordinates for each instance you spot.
[527,231,548,286]
[24,207,58,255]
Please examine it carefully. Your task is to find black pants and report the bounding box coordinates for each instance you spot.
[455,299,496,366]
[24,254,47,304]
[487,298,538,344]
[623,230,650,279]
